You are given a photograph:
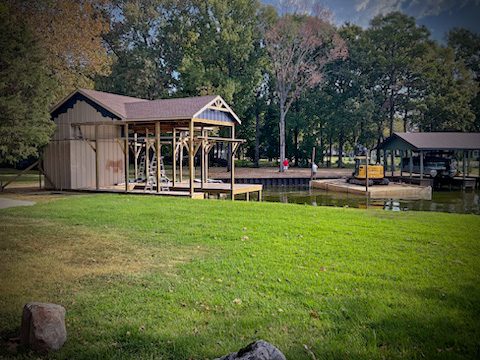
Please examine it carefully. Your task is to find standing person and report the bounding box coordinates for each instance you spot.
[282,159,289,171]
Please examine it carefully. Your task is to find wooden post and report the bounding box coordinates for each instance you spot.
[420,150,424,180]
[383,149,387,176]
[145,128,149,185]
[205,135,210,182]
[365,149,369,197]
[124,123,129,192]
[409,150,413,179]
[230,126,235,201]
[189,120,194,197]
[155,121,161,193]
[201,128,205,189]
[134,132,138,180]
[400,150,403,178]
[95,124,100,190]
[462,150,466,181]
[391,150,395,177]
[467,150,470,176]
[179,135,183,183]
[172,128,177,186]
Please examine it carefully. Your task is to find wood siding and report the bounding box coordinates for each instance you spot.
[44,100,124,190]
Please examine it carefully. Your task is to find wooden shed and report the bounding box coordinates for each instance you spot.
[42,89,262,200]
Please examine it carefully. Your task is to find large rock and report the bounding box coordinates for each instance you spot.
[20,302,67,353]
[216,340,286,360]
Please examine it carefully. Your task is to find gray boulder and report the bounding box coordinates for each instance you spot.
[216,340,286,360]
[20,302,67,353]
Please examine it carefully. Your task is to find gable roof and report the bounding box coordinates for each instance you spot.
[125,95,217,120]
[380,132,480,151]
[50,89,240,124]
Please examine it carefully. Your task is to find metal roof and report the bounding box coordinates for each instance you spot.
[379,132,480,151]
[50,89,240,123]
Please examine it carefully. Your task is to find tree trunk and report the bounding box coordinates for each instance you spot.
[279,106,286,172]
[389,90,395,172]
[294,127,299,167]
[254,108,260,168]
[338,132,344,168]
[328,134,333,168]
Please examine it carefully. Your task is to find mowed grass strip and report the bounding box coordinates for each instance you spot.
[0,194,479,359]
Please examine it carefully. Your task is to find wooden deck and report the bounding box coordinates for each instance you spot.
[311,179,432,200]
[169,182,263,200]
[100,181,264,200]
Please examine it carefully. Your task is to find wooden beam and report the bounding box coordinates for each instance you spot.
[173,128,177,186]
[201,128,205,189]
[156,121,161,193]
[145,128,149,188]
[409,150,413,179]
[189,120,195,197]
[400,150,403,178]
[420,150,424,180]
[134,133,138,180]
[197,136,245,143]
[0,160,39,191]
[95,124,100,190]
[124,123,129,192]
[230,126,235,201]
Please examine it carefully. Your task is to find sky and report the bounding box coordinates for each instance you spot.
[264,0,480,41]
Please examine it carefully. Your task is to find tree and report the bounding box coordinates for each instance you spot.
[363,12,429,163]
[179,0,267,116]
[415,43,477,131]
[0,3,55,164]
[9,0,112,101]
[265,11,347,171]
[98,0,191,99]
[447,28,480,130]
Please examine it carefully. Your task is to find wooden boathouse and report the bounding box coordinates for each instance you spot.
[42,88,262,200]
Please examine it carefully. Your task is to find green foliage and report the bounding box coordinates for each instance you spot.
[178,0,267,116]
[1,194,480,358]
[448,28,480,130]
[97,0,191,99]
[417,44,477,131]
[0,3,55,164]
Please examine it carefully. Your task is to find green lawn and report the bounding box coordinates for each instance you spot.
[0,194,479,359]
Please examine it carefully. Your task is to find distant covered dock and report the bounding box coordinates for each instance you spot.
[378,132,480,188]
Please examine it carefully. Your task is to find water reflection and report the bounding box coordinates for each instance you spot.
[262,186,480,215]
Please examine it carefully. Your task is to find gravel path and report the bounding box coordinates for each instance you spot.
[0,197,36,209]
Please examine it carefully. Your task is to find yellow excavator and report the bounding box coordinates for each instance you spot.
[347,145,389,186]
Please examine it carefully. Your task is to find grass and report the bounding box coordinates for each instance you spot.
[0,169,42,186]
[0,194,479,359]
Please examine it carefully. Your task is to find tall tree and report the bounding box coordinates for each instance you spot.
[179,0,266,117]
[365,12,430,153]
[265,11,347,171]
[9,0,112,101]
[98,0,192,99]
[0,3,55,164]
[447,28,480,130]
[416,43,477,131]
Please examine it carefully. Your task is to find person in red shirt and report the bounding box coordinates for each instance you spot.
[282,158,289,171]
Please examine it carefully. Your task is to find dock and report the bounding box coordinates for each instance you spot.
[123,181,263,200]
[163,182,262,200]
[311,179,432,200]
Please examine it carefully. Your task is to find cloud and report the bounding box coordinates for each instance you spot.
[355,0,480,20]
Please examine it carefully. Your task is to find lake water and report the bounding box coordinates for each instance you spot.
[262,186,480,215]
